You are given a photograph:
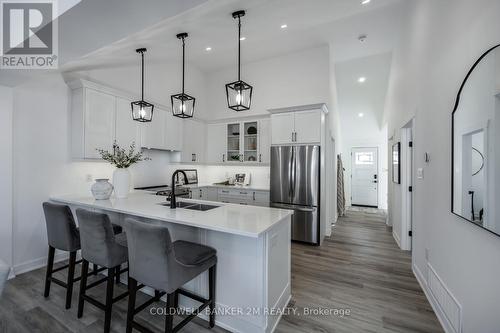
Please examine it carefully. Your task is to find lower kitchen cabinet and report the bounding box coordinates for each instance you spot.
[189,187,270,207]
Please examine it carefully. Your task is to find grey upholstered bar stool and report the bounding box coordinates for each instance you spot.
[42,202,84,309]
[123,218,217,333]
[76,208,129,333]
[42,202,122,310]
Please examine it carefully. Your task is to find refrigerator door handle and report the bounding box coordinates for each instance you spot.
[272,203,315,212]
[289,147,294,201]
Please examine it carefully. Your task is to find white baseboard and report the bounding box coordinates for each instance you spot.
[392,229,401,248]
[412,263,457,333]
[13,251,69,277]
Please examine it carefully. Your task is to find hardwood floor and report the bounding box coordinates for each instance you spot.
[277,210,443,333]
[0,209,442,333]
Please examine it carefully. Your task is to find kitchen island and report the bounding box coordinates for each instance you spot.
[51,191,292,333]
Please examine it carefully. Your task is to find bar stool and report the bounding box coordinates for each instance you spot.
[76,208,129,333]
[42,202,123,310]
[123,218,217,333]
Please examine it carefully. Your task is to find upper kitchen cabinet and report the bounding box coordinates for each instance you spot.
[206,123,227,163]
[70,82,116,159]
[141,107,166,150]
[140,108,184,151]
[181,119,206,163]
[115,97,140,153]
[258,118,271,164]
[269,105,327,145]
[165,113,183,151]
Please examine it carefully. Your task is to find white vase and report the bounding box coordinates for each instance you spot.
[91,179,113,200]
[113,168,131,199]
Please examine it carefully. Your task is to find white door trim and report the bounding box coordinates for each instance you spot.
[351,147,379,208]
[400,123,414,251]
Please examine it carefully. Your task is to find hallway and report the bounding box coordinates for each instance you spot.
[277,209,443,333]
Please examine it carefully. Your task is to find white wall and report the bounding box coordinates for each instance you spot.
[0,86,13,271]
[205,46,332,120]
[385,1,500,332]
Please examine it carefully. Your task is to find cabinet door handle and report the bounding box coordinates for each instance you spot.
[222,154,225,162]
[240,191,248,195]
[259,154,262,163]
[192,153,196,162]
[291,132,294,142]
[222,190,229,194]
[253,192,256,200]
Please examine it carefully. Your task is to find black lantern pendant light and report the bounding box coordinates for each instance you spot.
[131,48,154,122]
[226,10,253,111]
[171,33,195,118]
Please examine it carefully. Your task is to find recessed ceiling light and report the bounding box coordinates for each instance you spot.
[281,24,288,29]
[358,77,366,83]
[205,47,212,51]
[240,36,246,41]
[358,113,365,118]
[361,0,371,4]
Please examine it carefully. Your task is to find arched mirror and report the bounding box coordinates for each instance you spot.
[452,44,500,236]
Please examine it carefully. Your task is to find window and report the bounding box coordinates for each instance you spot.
[355,152,374,165]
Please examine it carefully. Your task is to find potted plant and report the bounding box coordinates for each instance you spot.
[97,142,150,199]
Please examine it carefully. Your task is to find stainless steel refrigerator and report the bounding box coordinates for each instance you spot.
[270,145,320,245]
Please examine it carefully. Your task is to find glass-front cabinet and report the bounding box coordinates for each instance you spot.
[226,123,241,162]
[225,121,261,163]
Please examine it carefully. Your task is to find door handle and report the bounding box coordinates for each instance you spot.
[272,203,315,212]
[222,154,225,162]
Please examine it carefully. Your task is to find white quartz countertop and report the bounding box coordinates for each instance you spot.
[50,191,290,238]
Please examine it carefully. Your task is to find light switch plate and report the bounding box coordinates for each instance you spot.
[417,168,424,179]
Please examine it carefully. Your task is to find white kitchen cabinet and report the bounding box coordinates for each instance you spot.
[270,109,322,145]
[165,113,183,151]
[141,108,166,149]
[217,188,270,206]
[294,110,321,143]
[271,112,295,145]
[181,120,206,163]
[115,97,140,152]
[206,123,227,163]
[253,191,270,207]
[71,87,116,159]
[258,118,271,164]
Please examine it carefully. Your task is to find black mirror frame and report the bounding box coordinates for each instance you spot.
[451,43,500,237]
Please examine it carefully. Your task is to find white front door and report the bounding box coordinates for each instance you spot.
[351,147,379,207]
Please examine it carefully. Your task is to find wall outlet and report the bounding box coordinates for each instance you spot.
[85,174,93,182]
[417,168,424,179]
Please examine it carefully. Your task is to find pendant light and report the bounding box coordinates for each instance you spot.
[171,33,195,118]
[131,48,154,122]
[225,10,253,111]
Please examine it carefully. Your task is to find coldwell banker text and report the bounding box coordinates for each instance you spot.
[1,0,58,69]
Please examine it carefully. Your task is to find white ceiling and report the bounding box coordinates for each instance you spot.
[61,0,406,73]
[335,52,393,140]
[0,0,209,86]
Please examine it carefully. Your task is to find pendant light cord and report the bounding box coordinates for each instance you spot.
[141,51,145,101]
[182,36,185,95]
[238,16,241,81]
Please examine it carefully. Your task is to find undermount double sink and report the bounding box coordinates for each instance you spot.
[158,201,219,211]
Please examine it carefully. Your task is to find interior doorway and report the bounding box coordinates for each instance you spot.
[351,147,379,208]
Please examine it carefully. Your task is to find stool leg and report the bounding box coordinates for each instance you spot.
[126,277,137,333]
[173,290,179,309]
[165,293,175,333]
[44,246,55,297]
[93,263,98,275]
[104,268,115,333]
[115,265,121,285]
[65,251,77,309]
[209,264,216,328]
[77,259,89,318]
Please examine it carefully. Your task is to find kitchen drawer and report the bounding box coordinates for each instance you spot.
[217,188,253,199]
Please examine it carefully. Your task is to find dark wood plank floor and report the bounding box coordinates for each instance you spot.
[0,210,442,333]
[277,209,443,333]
